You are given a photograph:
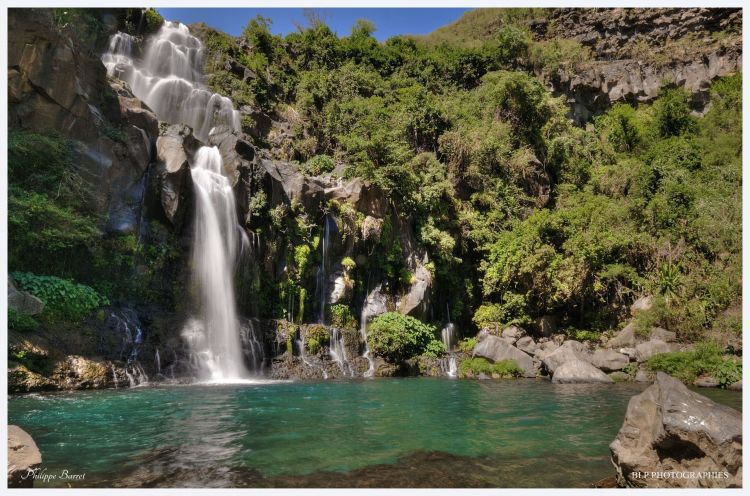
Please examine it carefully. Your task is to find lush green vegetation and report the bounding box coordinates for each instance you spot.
[200,9,740,347]
[647,341,742,387]
[11,272,109,322]
[368,312,440,362]
[459,357,523,378]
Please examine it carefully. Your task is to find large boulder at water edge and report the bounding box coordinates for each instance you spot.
[551,359,614,384]
[473,335,536,378]
[540,345,584,374]
[610,372,742,488]
[8,425,42,488]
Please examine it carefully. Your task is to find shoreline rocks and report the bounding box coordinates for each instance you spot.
[610,372,742,488]
[8,425,42,488]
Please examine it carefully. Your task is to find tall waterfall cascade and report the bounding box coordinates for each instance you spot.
[102,22,240,142]
[183,146,249,381]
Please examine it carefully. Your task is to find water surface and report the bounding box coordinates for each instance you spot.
[7,378,741,487]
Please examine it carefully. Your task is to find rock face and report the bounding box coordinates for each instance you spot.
[552,359,614,384]
[473,335,536,378]
[8,425,42,488]
[151,124,199,227]
[398,265,432,320]
[8,10,159,235]
[8,280,44,315]
[51,355,111,389]
[610,372,742,488]
[531,8,742,122]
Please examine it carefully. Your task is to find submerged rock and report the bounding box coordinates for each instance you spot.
[610,372,742,488]
[8,425,42,488]
[551,359,614,384]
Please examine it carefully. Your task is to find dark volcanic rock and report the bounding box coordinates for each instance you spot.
[610,372,742,488]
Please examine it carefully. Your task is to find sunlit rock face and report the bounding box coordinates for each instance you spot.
[102,22,240,143]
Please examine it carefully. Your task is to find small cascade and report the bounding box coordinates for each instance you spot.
[329,328,353,377]
[102,22,240,142]
[105,308,151,386]
[155,349,162,375]
[239,319,265,375]
[359,303,376,378]
[441,305,458,378]
[110,363,120,388]
[295,331,328,379]
[314,215,335,324]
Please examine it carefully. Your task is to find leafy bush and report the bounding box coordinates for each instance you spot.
[305,324,329,354]
[647,341,741,387]
[329,304,357,329]
[8,309,38,332]
[11,272,109,322]
[457,337,477,353]
[367,312,436,363]
[300,155,335,176]
[459,357,522,378]
[422,339,447,358]
[653,87,696,137]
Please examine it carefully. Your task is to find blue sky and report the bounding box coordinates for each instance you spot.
[157,8,470,41]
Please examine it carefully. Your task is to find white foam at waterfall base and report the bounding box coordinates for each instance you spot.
[102,21,240,142]
[183,147,249,382]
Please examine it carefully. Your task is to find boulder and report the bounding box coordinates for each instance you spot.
[8,280,44,316]
[650,327,677,343]
[591,349,630,372]
[473,335,536,378]
[630,295,653,316]
[541,345,583,374]
[8,425,42,488]
[635,339,673,363]
[516,336,538,355]
[501,326,525,343]
[361,285,388,322]
[635,367,654,383]
[398,264,432,320]
[153,124,198,226]
[607,323,638,349]
[51,355,110,389]
[552,359,614,384]
[610,372,742,488]
[328,272,353,305]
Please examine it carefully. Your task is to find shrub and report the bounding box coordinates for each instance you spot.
[329,304,357,329]
[367,312,436,363]
[341,256,356,270]
[459,357,522,378]
[647,341,741,387]
[457,337,477,353]
[305,324,329,354]
[423,339,447,358]
[8,309,38,332]
[472,303,504,329]
[301,155,335,176]
[11,272,109,322]
[653,87,696,137]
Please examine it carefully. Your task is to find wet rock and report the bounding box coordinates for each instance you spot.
[8,425,42,488]
[591,349,630,372]
[51,355,111,389]
[473,335,536,378]
[8,279,44,316]
[610,372,742,488]
[552,359,614,384]
[8,362,56,393]
[635,339,674,363]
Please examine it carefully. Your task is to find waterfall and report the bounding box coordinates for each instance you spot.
[155,349,162,375]
[359,298,376,378]
[441,305,458,378]
[183,146,249,382]
[102,21,240,142]
[315,215,333,324]
[329,328,353,377]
